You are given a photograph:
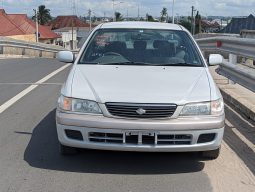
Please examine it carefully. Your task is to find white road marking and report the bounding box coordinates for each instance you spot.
[0,64,71,114]
[0,83,63,85]
[225,119,233,127]
[232,128,255,153]
[226,119,255,153]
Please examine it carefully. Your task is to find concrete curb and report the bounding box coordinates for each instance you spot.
[209,66,255,122]
[0,54,31,59]
[220,87,255,122]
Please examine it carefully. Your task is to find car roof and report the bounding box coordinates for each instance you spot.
[99,21,183,31]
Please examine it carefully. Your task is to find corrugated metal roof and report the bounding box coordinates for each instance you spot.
[0,9,59,39]
[48,15,92,29]
[220,14,255,34]
[0,10,25,35]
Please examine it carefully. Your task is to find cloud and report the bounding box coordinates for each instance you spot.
[1,0,255,17]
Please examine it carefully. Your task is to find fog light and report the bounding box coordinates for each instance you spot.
[197,133,216,143]
[65,130,83,141]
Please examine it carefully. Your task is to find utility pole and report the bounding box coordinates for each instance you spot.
[71,0,76,50]
[112,0,115,22]
[71,18,74,50]
[137,5,140,21]
[88,9,92,31]
[33,8,39,43]
[172,0,175,24]
[191,6,196,35]
[197,11,201,34]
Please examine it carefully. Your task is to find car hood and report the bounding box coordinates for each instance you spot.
[71,65,211,105]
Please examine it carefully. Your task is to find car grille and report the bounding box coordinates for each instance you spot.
[105,103,177,118]
[88,132,192,145]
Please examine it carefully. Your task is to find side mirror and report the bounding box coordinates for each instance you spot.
[57,51,74,63]
[208,54,223,66]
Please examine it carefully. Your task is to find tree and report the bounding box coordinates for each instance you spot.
[115,12,123,21]
[160,7,168,22]
[195,11,202,34]
[179,20,192,32]
[146,14,155,22]
[92,16,97,23]
[33,5,52,25]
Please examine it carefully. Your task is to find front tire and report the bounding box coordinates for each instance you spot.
[200,147,220,160]
[59,143,79,155]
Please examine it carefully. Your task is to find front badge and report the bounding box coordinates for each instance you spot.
[136,108,146,115]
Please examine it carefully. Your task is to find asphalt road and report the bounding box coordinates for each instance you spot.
[0,58,254,192]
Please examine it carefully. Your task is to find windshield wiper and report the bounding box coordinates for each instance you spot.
[155,63,202,67]
[100,61,153,66]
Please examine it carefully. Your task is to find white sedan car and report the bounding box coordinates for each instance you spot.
[56,22,225,159]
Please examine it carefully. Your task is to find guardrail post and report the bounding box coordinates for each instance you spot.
[22,48,25,55]
[228,54,238,84]
[229,54,237,65]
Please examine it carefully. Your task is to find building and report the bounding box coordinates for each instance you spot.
[219,14,255,34]
[48,15,93,30]
[201,20,221,33]
[54,27,91,50]
[49,16,94,49]
[0,9,59,43]
[54,27,78,50]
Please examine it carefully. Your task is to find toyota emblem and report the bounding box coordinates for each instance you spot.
[136,108,146,115]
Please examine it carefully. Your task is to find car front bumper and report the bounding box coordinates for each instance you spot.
[56,111,225,152]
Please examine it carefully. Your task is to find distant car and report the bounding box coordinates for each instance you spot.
[56,22,225,159]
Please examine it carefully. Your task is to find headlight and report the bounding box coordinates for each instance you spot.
[58,95,102,114]
[211,98,224,115]
[180,98,224,116]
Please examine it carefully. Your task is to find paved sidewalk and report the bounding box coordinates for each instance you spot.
[210,66,255,121]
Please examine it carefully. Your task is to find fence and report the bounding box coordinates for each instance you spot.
[196,36,255,92]
[0,37,66,58]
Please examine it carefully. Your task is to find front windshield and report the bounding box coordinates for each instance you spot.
[79,29,204,67]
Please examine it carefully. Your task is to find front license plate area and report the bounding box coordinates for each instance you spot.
[125,131,139,144]
[125,131,157,145]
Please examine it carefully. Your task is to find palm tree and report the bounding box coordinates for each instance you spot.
[115,12,123,22]
[195,11,202,34]
[160,7,168,22]
[33,5,52,25]
[146,14,155,22]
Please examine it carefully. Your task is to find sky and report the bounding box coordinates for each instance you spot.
[0,0,255,18]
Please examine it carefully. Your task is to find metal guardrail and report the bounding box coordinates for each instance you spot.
[194,33,239,39]
[196,36,255,60]
[196,36,255,92]
[217,61,255,92]
[0,37,66,57]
